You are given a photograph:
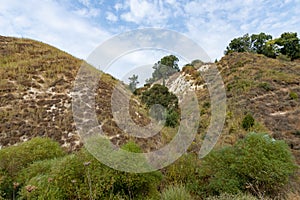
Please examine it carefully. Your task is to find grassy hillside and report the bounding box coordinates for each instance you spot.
[0,36,176,153]
[0,36,300,199]
[179,52,300,164]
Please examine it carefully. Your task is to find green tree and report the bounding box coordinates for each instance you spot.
[225,34,251,54]
[147,55,180,85]
[261,39,278,58]
[250,33,272,54]
[275,32,300,60]
[128,74,139,92]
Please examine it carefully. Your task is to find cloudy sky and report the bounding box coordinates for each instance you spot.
[1,0,299,81]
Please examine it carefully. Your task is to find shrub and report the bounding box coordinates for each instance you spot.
[141,84,179,127]
[163,153,201,194]
[198,133,297,198]
[165,109,179,127]
[258,82,273,91]
[0,137,65,199]
[0,137,65,177]
[161,185,193,200]
[289,91,298,100]
[17,141,162,199]
[234,133,297,197]
[242,113,255,131]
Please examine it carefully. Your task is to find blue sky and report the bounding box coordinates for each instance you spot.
[1,0,300,81]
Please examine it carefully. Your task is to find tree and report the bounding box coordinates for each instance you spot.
[275,32,300,60]
[146,55,180,85]
[160,55,180,72]
[261,39,278,58]
[251,33,272,54]
[225,34,252,54]
[128,74,139,92]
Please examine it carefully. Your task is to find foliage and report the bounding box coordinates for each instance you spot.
[0,137,65,199]
[242,113,255,131]
[128,74,139,92]
[198,133,297,198]
[15,141,162,200]
[141,84,179,126]
[160,185,193,200]
[225,34,252,54]
[289,91,298,100]
[251,33,273,54]
[225,32,300,60]
[146,55,179,85]
[275,32,300,61]
[163,153,201,194]
[165,109,180,127]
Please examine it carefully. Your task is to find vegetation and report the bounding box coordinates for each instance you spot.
[160,185,193,200]
[197,133,297,198]
[146,55,180,85]
[225,32,300,60]
[141,84,179,127]
[242,113,255,131]
[1,35,300,200]
[0,137,65,199]
[128,74,139,92]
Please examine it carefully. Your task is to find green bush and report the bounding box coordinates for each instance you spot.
[0,137,65,199]
[242,113,255,131]
[258,82,273,91]
[289,91,298,100]
[234,133,297,196]
[198,133,297,198]
[17,141,162,199]
[165,109,179,127]
[161,185,193,200]
[141,84,179,127]
[0,137,65,177]
[163,153,201,194]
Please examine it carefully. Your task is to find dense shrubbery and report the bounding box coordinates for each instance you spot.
[0,138,162,199]
[0,133,297,199]
[0,137,65,199]
[141,84,179,127]
[197,133,297,198]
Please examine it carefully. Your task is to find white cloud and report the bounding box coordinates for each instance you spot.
[106,12,118,22]
[0,0,110,58]
[1,0,300,75]
[120,0,171,26]
[114,2,125,11]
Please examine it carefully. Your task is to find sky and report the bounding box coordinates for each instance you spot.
[1,0,300,82]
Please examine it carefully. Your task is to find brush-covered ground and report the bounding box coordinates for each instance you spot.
[0,36,299,199]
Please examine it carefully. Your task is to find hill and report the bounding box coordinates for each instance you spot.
[164,52,300,164]
[0,36,299,199]
[0,36,173,153]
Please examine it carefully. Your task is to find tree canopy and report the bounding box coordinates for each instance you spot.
[128,74,139,92]
[225,32,300,60]
[146,55,180,85]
